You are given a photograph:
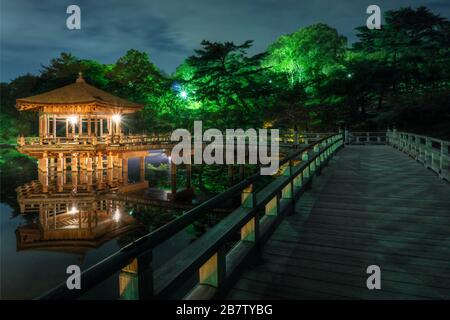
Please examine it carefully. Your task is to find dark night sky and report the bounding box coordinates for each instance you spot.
[1,0,449,82]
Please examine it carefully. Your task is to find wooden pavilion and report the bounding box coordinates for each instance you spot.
[15,73,191,199]
[17,72,142,141]
[16,73,153,173]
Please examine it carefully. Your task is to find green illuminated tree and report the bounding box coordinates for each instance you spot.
[264,23,347,90]
[182,40,269,129]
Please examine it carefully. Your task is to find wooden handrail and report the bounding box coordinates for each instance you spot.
[344,131,388,145]
[37,132,343,300]
[17,131,333,147]
[387,130,450,181]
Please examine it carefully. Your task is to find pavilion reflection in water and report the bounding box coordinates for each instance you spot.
[15,167,147,254]
[15,167,151,299]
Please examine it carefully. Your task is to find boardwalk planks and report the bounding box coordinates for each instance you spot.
[228,145,450,299]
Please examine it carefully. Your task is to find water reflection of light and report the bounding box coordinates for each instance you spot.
[113,208,121,222]
[68,206,79,215]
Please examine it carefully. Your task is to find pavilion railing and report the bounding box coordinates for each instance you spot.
[17,134,174,147]
[16,131,335,149]
[387,130,450,181]
[37,132,344,300]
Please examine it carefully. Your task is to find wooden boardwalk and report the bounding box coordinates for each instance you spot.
[227,145,450,299]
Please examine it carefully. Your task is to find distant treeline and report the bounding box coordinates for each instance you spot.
[1,6,449,143]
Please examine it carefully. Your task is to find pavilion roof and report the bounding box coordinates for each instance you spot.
[16,73,143,113]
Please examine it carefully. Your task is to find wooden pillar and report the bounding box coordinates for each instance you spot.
[100,119,103,137]
[57,173,63,192]
[71,153,78,172]
[116,155,123,168]
[107,152,114,169]
[88,115,91,137]
[97,152,103,170]
[117,120,121,135]
[140,157,145,182]
[79,115,83,136]
[42,114,47,137]
[44,114,48,136]
[96,168,104,187]
[72,171,78,188]
[88,210,92,230]
[53,115,56,137]
[72,119,76,136]
[86,156,93,172]
[123,158,128,185]
[38,152,48,172]
[79,154,85,171]
[107,168,113,184]
[49,157,55,172]
[39,114,43,137]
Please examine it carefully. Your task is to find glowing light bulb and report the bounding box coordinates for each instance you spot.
[68,206,78,215]
[112,114,122,123]
[68,116,78,124]
[113,208,121,222]
[180,90,188,99]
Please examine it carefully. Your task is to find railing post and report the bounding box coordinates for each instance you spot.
[425,137,432,168]
[137,250,154,299]
[265,196,278,216]
[282,160,293,200]
[119,250,153,300]
[199,247,226,289]
[293,171,303,189]
[440,141,449,180]
[302,150,310,180]
[241,184,254,208]
[302,150,309,162]
[241,216,259,242]
[413,135,419,159]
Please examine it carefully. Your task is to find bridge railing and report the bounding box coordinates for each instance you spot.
[17,131,333,151]
[387,130,450,181]
[344,131,387,145]
[17,134,174,147]
[37,133,344,300]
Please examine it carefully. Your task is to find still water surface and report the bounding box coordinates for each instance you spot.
[0,150,205,299]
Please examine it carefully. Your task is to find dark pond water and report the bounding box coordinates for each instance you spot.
[0,149,208,299]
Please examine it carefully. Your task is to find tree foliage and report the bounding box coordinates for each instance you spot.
[1,6,449,142]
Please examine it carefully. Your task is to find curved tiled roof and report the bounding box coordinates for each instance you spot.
[16,73,143,111]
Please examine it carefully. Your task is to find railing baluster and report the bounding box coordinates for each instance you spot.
[265,196,278,216]
[199,248,226,288]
